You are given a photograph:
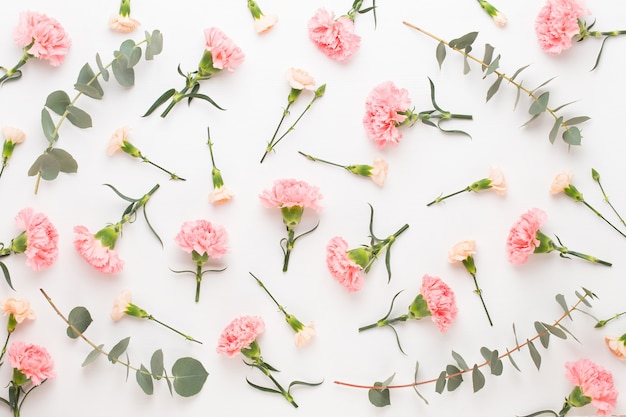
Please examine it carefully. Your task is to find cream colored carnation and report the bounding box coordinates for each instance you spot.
[107,126,130,156]
[109,15,141,33]
[448,240,476,263]
[605,336,626,360]
[294,323,316,347]
[287,68,315,91]
[550,171,572,194]
[488,167,507,195]
[110,289,132,321]
[370,158,388,187]
[209,186,235,205]
[254,14,278,34]
[2,126,26,144]
[0,298,35,323]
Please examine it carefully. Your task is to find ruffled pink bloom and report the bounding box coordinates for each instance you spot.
[505,208,547,266]
[0,298,35,324]
[15,208,58,271]
[421,274,458,333]
[175,219,229,258]
[565,359,618,415]
[307,8,361,62]
[216,315,265,357]
[259,178,322,210]
[363,81,412,148]
[535,0,589,55]
[326,236,364,292]
[204,27,245,72]
[13,10,71,66]
[8,341,55,386]
[73,225,124,274]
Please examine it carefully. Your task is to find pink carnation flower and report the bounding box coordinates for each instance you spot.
[505,208,547,266]
[259,178,322,210]
[13,10,71,66]
[14,208,59,271]
[535,0,589,55]
[175,219,229,258]
[216,315,265,357]
[73,225,124,274]
[8,341,55,386]
[326,236,364,292]
[307,8,361,62]
[204,27,245,72]
[565,359,618,415]
[420,274,458,333]
[363,81,412,148]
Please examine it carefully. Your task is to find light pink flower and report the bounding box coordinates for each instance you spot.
[550,171,573,194]
[565,359,618,415]
[605,337,626,360]
[493,12,508,28]
[326,236,364,292]
[2,126,26,144]
[421,274,458,333]
[73,225,124,274]
[208,186,234,205]
[254,14,278,34]
[175,220,229,258]
[14,208,58,271]
[109,15,141,33]
[13,10,71,66]
[505,208,547,266]
[287,68,315,91]
[204,27,245,72]
[0,298,35,324]
[294,323,316,347]
[8,341,55,386]
[216,315,265,357]
[307,8,361,62]
[110,289,132,321]
[535,0,589,55]
[488,167,507,195]
[448,240,476,263]
[363,81,411,148]
[107,126,130,156]
[370,158,388,187]
[259,178,322,210]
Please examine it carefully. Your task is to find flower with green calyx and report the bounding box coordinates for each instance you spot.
[247,0,278,34]
[427,167,506,206]
[206,127,234,204]
[110,0,141,33]
[594,311,626,328]
[550,171,626,239]
[143,27,244,119]
[605,333,626,360]
[591,168,626,229]
[249,273,315,347]
[29,30,163,194]
[107,126,185,181]
[110,289,201,343]
[0,298,35,366]
[260,68,326,163]
[298,151,388,186]
[0,127,26,180]
[216,315,322,408]
[476,0,507,27]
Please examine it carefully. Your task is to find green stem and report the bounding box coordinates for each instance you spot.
[140,155,185,181]
[594,311,626,328]
[358,315,408,332]
[426,186,470,206]
[261,101,292,163]
[0,330,11,364]
[195,264,202,303]
[249,272,285,314]
[146,315,202,344]
[555,245,612,267]
[265,369,298,408]
[282,228,295,272]
[297,151,346,169]
[595,179,626,228]
[206,127,217,168]
[268,95,320,158]
[588,30,626,37]
[469,271,493,327]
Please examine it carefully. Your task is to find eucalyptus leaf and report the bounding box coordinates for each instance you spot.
[49,148,78,173]
[150,349,165,380]
[486,77,503,102]
[521,113,541,127]
[555,294,572,319]
[534,321,550,349]
[435,370,446,394]
[41,108,58,143]
[95,53,109,81]
[136,365,154,395]
[27,153,58,180]
[512,323,520,349]
[146,30,164,60]
[472,365,485,393]
[575,290,591,306]
[463,54,471,75]
[108,337,131,363]
[557,324,581,344]
[112,57,135,87]
[368,382,391,407]
[551,100,577,112]
[514,81,523,111]
[67,306,93,338]
[482,44,494,72]
[82,344,104,367]
[480,346,492,362]
[172,357,209,397]
[413,361,429,405]
[532,77,556,93]
[506,348,521,372]
[76,63,104,98]
[510,64,530,81]
[66,105,93,129]
[119,40,140,67]
[563,127,582,146]
[564,116,590,126]
[436,42,446,69]
[45,90,71,115]
[483,54,500,78]
[0,262,14,291]
[451,351,469,370]
[529,92,550,115]
[549,116,563,144]
[381,373,395,388]
[74,83,103,100]
[489,350,503,376]
[448,32,478,50]
[542,322,567,339]
[527,340,542,370]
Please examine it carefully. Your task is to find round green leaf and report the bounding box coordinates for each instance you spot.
[171,357,208,397]
[67,306,93,339]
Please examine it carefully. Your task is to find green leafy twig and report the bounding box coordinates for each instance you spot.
[40,289,208,397]
[403,22,588,147]
[29,30,163,194]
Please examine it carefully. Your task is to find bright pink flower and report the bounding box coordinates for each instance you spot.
[565,359,618,415]
[259,178,322,210]
[203,27,245,72]
[8,341,55,386]
[216,315,265,357]
[13,11,71,66]
[505,208,547,266]
[73,225,124,274]
[14,208,58,271]
[307,8,361,62]
[535,0,588,55]
[363,81,412,148]
[421,274,458,332]
[175,220,229,258]
[326,236,364,292]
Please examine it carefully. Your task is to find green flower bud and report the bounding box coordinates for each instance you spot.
[94,224,121,249]
[346,164,374,177]
[563,184,584,202]
[469,178,492,192]
[280,206,304,229]
[567,385,592,408]
[408,294,432,320]
[346,247,372,269]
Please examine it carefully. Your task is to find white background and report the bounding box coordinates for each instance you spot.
[1,0,626,416]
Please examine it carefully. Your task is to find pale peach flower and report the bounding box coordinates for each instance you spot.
[488,167,507,195]
[448,240,476,263]
[107,126,130,155]
[110,289,132,321]
[109,15,141,33]
[0,298,35,323]
[2,126,26,144]
[254,14,278,34]
[294,324,316,347]
[493,12,508,27]
[287,68,315,91]
[208,186,234,205]
[370,158,388,187]
[550,171,573,194]
[605,337,626,360]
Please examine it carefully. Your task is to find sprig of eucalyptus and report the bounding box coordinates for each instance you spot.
[403,22,589,147]
[29,30,163,194]
[335,288,597,408]
[41,289,208,397]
